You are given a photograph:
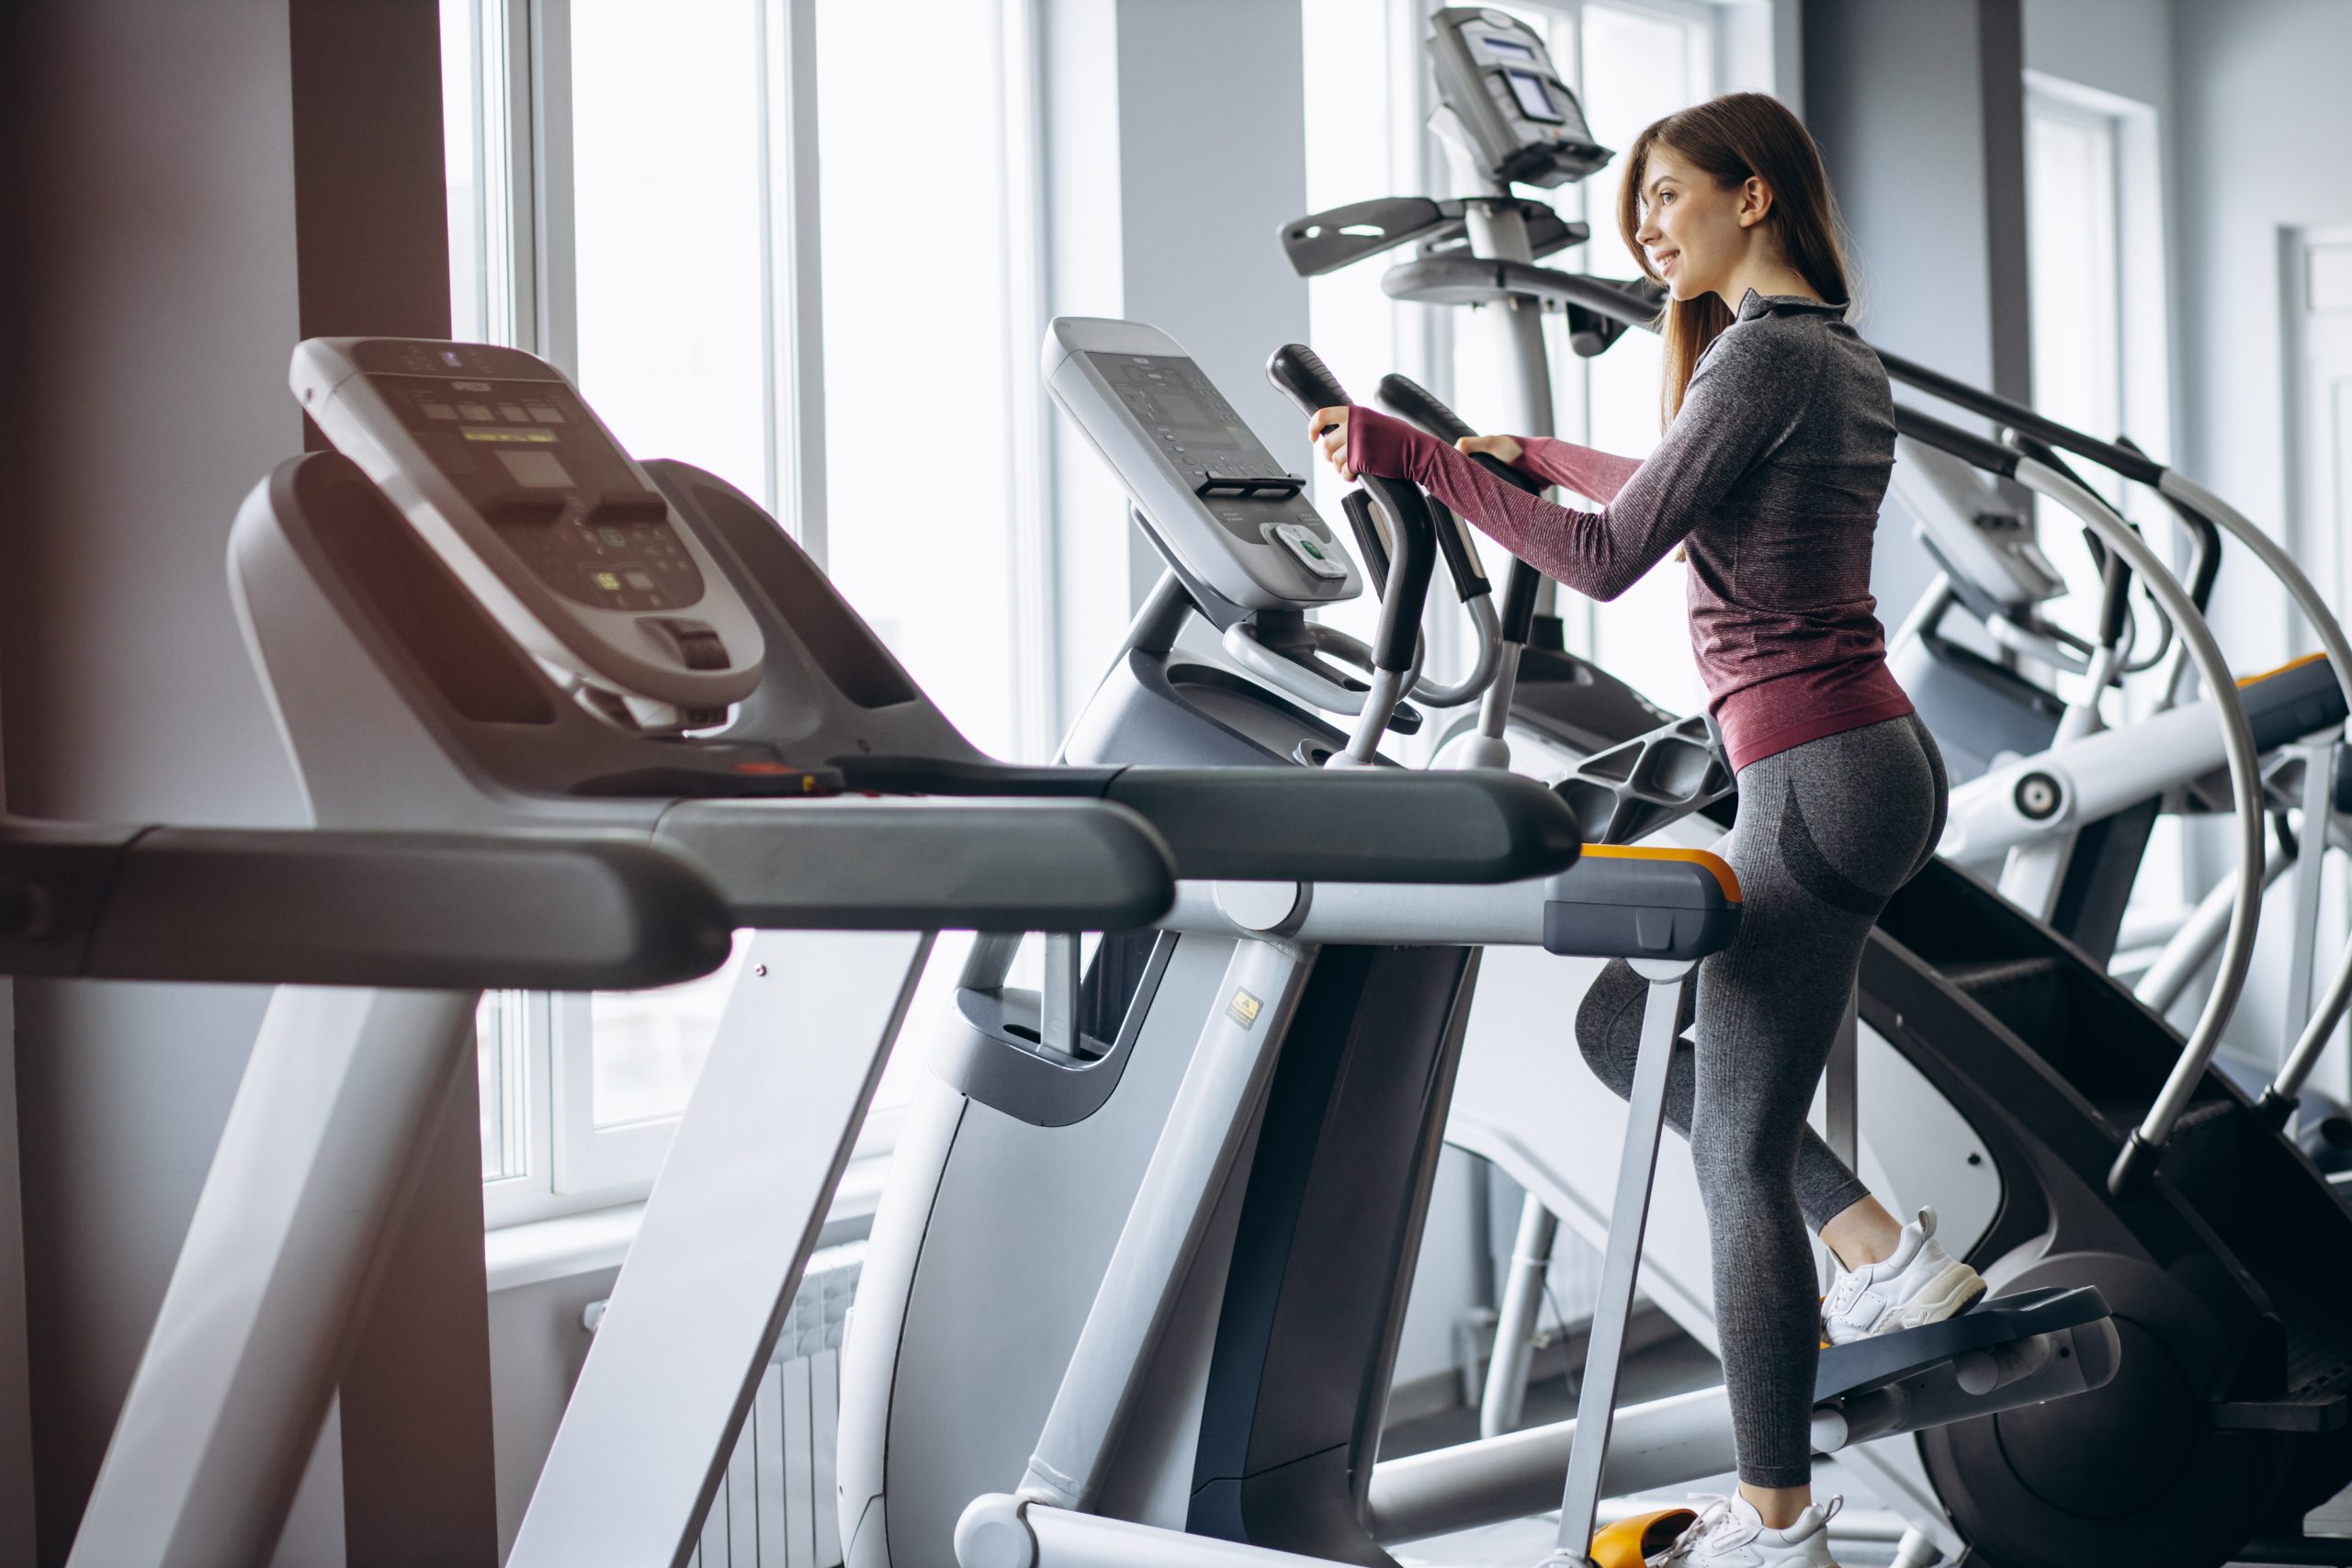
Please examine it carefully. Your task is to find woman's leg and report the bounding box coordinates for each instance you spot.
[1685,716,1945,1522]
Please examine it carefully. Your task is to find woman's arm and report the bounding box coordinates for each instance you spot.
[1512,437,1644,504]
[1338,327,1819,601]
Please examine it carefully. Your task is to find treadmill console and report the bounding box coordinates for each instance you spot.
[1889,436,2065,617]
[1043,318,1361,613]
[1428,7,1610,189]
[292,339,764,724]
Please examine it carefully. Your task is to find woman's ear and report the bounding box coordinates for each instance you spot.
[1737,175,1775,230]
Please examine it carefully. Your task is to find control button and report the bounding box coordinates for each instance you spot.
[527,404,565,423]
[644,617,730,671]
[622,570,657,591]
[421,402,458,421]
[497,403,529,422]
[458,402,493,421]
[1272,522,1348,580]
[599,526,628,547]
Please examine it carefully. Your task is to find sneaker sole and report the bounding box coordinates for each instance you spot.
[1825,1263,1986,1346]
[1879,1263,1987,1334]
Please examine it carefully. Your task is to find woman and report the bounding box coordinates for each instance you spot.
[1311,93,1976,1567]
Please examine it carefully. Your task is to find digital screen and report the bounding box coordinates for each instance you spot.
[1481,35,1537,60]
[497,449,575,487]
[1504,69,1562,123]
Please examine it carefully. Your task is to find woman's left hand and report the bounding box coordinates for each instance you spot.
[1308,406,1353,481]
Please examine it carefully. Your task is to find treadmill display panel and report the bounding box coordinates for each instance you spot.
[1081,352,1333,547]
[376,375,707,614]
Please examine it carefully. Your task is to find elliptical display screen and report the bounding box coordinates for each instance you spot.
[1081,352,1329,546]
[374,374,707,615]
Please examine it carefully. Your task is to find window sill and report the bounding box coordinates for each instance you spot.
[484,1153,891,1294]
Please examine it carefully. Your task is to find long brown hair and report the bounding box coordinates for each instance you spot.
[1614,92,1853,425]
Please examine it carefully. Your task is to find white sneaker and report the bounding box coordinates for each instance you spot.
[1821,1207,1984,1347]
[1654,1493,1843,1565]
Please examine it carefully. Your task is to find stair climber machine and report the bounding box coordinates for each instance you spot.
[61,339,1595,1568]
[825,318,2258,1568]
[1277,12,2352,1562]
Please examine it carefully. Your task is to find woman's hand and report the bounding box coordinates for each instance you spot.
[1309,406,1353,480]
[1456,434,1523,465]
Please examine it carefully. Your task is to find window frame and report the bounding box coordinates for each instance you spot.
[449,0,1050,1228]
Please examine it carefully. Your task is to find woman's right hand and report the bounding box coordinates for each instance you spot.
[1455,434,1524,465]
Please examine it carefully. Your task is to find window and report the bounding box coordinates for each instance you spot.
[2022,75,2180,927]
[442,0,1046,1225]
[1301,1,1724,725]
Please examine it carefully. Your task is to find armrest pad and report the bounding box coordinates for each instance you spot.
[1542,845,1740,961]
[1100,768,1582,884]
[656,797,1173,931]
[2,823,736,990]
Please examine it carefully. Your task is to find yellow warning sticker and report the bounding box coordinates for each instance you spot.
[1227,988,1262,1028]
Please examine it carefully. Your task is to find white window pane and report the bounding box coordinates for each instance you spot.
[570,0,771,504]
[815,0,1023,759]
[477,990,528,1179]
[2026,100,2124,639]
[1300,0,1396,652]
[439,0,481,343]
[591,933,753,1130]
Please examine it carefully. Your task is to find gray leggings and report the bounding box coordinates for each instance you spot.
[1573,713,1948,1488]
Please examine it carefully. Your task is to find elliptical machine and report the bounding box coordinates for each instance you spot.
[1280,10,2352,1562]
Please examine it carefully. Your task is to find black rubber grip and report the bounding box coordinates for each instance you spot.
[1375,373,1545,497]
[0,824,738,990]
[1374,373,1475,443]
[1429,502,1492,601]
[657,797,1174,932]
[1101,768,1581,884]
[1499,560,1543,646]
[1367,483,1438,671]
[1266,342,1353,423]
[1340,489,1390,593]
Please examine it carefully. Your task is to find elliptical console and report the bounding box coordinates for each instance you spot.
[291,338,765,730]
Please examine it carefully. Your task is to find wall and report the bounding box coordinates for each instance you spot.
[2,5,307,1557]
[1800,0,2031,624]
[0,2,451,1560]
[2167,0,2352,1059]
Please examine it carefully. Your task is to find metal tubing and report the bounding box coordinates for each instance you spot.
[1368,1385,1738,1545]
[2007,460,2264,1191]
[1555,970,1690,1558]
[509,930,933,1568]
[1157,877,1549,948]
[70,987,479,1568]
[1409,592,1502,710]
[1045,932,1081,1056]
[1016,940,1314,1510]
[2272,744,2349,1106]
[1479,1192,1559,1438]
[2134,840,2290,1014]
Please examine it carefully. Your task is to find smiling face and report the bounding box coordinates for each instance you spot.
[1633,142,1764,306]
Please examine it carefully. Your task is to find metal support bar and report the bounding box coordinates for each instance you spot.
[1044,933,1081,1056]
[1551,964,1692,1564]
[1478,1192,1558,1438]
[2280,742,2335,1080]
[1017,940,1315,1510]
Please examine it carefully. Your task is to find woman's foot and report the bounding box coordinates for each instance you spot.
[1657,1493,1843,1565]
[1821,1207,1984,1346]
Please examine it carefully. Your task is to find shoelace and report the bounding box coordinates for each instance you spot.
[1657,1494,1847,1562]
[1659,1495,1742,1562]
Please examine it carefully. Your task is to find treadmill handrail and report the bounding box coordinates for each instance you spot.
[0,819,735,991]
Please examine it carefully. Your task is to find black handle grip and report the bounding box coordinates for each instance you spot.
[1375,373,1546,498]
[1374,373,1476,443]
[1267,342,1353,423]
[1428,502,1492,602]
[1268,344,1434,674]
[1340,489,1390,593]
[1499,560,1543,646]
[2118,433,2222,614]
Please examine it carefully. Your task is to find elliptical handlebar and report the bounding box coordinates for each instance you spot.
[1375,372,1550,650]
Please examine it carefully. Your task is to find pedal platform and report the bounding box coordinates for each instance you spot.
[1816,1285,2109,1403]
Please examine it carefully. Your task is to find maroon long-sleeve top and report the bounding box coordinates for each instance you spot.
[1344,290,1913,771]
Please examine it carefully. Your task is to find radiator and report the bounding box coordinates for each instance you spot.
[664,1244,864,1568]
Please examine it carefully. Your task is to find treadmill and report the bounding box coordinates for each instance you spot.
[64,336,1582,1568]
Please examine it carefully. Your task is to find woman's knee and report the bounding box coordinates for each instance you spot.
[1574,959,1649,1092]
